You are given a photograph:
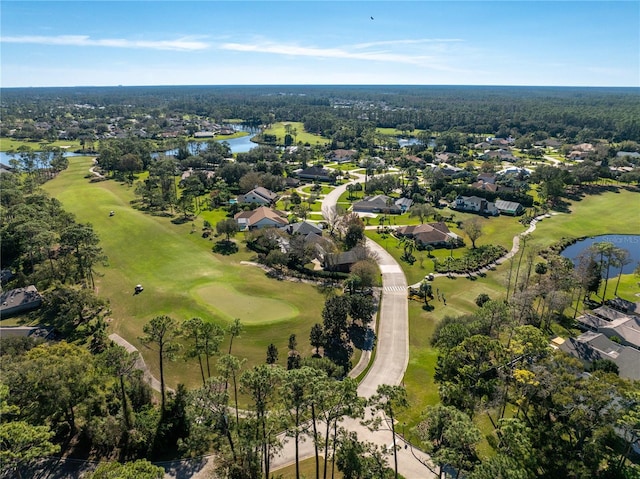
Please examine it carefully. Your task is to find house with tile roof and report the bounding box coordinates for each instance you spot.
[234,206,289,230]
[237,187,278,205]
[395,222,460,249]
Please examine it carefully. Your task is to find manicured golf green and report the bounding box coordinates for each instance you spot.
[43,156,327,389]
[195,283,298,324]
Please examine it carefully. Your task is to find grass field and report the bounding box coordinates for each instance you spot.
[42,156,328,392]
[39,157,640,425]
[390,186,640,432]
[261,121,330,146]
[375,127,426,137]
[0,137,82,151]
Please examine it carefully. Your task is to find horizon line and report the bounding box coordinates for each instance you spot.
[2,83,639,90]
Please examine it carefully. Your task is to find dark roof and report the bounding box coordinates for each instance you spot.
[0,285,42,318]
[297,166,332,178]
[560,332,640,380]
[283,221,323,236]
[593,305,630,321]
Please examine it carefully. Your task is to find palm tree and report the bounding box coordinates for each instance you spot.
[613,248,632,296]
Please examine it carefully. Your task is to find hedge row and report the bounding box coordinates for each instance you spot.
[434,244,508,274]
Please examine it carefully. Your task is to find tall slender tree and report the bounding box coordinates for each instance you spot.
[368,385,409,479]
[140,315,181,412]
[227,318,243,355]
[99,344,139,431]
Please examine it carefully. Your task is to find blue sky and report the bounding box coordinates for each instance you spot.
[1,1,638,87]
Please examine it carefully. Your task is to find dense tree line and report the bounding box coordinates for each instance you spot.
[2,85,639,143]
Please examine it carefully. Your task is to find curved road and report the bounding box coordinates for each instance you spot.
[272,174,436,477]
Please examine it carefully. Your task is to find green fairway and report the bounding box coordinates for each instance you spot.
[261,121,330,146]
[0,137,82,151]
[393,186,640,430]
[43,156,327,389]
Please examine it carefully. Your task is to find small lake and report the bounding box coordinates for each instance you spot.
[396,137,436,148]
[1,130,259,165]
[157,132,259,158]
[561,234,640,274]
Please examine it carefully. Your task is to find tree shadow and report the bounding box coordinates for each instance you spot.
[422,303,435,311]
[171,216,193,225]
[162,457,209,479]
[349,324,376,351]
[213,240,238,255]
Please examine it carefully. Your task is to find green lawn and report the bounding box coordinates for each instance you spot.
[0,137,82,151]
[390,186,640,435]
[43,156,328,391]
[261,121,330,146]
[375,127,426,137]
[326,162,360,172]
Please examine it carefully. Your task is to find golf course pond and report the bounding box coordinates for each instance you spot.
[561,234,640,274]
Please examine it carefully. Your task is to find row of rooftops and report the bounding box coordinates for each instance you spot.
[559,300,640,380]
[576,305,640,350]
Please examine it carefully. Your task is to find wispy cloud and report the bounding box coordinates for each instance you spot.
[352,38,464,49]
[220,40,442,66]
[0,35,209,51]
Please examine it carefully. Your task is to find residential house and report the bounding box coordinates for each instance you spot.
[576,307,640,350]
[193,131,216,138]
[495,199,524,216]
[234,206,289,230]
[401,155,425,167]
[451,195,499,216]
[328,149,357,164]
[352,195,402,215]
[282,220,323,237]
[237,187,278,206]
[427,164,463,178]
[284,177,301,188]
[435,152,460,164]
[474,141,492,150]
[0,285,42,319]
[477,173,497,184]
[481,149,518,162]
[323,246,369,273]
[296,166,334,182]
[486,137,514,146]
[559,332,640,381]
[496,166,532,177]
[395,222,459,248]
[470,179,498,193]
[567,150,591,161]
[616,151,640,160]
[535,138,563,149]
